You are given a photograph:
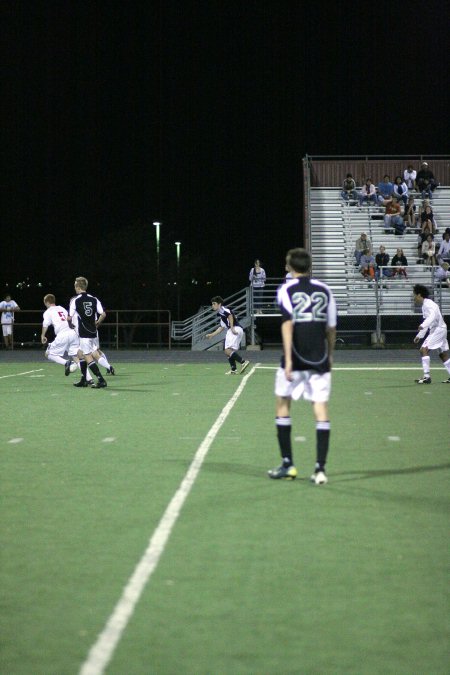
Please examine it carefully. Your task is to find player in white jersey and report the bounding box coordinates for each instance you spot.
[413,284,450,384]
[0,293,20,349]
[41,294,80,375]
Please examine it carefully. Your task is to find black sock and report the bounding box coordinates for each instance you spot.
[233,351,244,364]
[79,360,87,380]
[228,354,237,370]
[316,421,330,471]
[88,361,104,381]
[276,417,292,465]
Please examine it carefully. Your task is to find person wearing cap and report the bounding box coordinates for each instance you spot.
[415,162,438,199]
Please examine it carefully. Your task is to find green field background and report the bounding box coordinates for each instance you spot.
[1,361,449,674]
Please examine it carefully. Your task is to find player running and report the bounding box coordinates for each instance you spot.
[413,284,450,384]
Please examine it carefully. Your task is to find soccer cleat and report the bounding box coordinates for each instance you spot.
[310,471,328,485]
[107,366,115,375]
[73,379,88,388]
[239,360,250,374]
[91,380,107,388]
[225,369,237,375]
[441,377,450,383]
[414,376,432,384]
[268,465,297,480]
[65,359,72,376]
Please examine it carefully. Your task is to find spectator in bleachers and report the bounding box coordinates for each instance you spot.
[340,173,358,203]
[437,231,450,264]
[419,200,437,234]
[391,248,408,278]
[393,176,408,207]
[434,262,450,287]
[354,232,372,265]
[375,245,390,283]
[377,175,394,204]
[384,196,405,234]
[403,164,417,191]
[415,162,438,199]
[403,195,418,230]
[359,249,376,281]
[417,224,432,262]
[422,234,437,267]
[358,178,377,207]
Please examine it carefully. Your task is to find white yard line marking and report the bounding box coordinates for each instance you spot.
[8,438,24,444]
[388,436,401,441]
[79,364,258,675]
[0,369,44,379]
[102,438,116,443]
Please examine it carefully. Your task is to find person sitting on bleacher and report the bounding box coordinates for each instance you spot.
[359,249,376,281]
[437,231,450,264]
[434,262,450,287]
[359,178,377,207]
[391,248,408,278]
[419,201,437,234]
[417,224,432,262]
[393,176,408,207]
[375,245,391,283]
[422,234,437,267]
[415,162,438,199]
[341,173,358,203]
[403,164,417,191]
[354,232,372,265]
[403,195,418,231]
[384,196,405,234]
[377,175,394,204]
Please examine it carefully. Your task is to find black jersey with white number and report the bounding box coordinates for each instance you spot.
[69,292,104,338]
[217,305,241,330]
[277,277,337,373]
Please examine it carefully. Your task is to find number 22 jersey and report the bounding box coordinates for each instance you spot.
[277,277,337,373]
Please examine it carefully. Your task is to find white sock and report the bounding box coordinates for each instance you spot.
[98,355,110,369]
[48,354,67,366]
[443,357,450,375]
[421,355,430,376]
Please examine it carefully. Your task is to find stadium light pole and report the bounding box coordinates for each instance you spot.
[153,222,161,277]
[175,241,181,319]
[153,222,161,343]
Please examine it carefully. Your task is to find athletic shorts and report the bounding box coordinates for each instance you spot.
[275,367,331,403]
[2,324,13,336]
[422,326,449,353]
[224,326,244,351]
[46,329,80,358]
[78,337,98,356]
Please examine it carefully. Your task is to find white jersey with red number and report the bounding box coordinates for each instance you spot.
[42,305,72,335]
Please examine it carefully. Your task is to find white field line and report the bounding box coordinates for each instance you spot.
[0,369,44,379]
[79,364,258,675]
[255,365,439,371]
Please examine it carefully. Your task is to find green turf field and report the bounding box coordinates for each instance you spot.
[1,360,449,674]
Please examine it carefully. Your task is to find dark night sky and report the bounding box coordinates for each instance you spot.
[2,1,449,313]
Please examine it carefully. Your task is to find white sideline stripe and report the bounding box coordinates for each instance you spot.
[256,365,431,372]
[79,364,258,675]
[0,368,44,379]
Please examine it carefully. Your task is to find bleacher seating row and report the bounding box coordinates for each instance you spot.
[309,187,450,316]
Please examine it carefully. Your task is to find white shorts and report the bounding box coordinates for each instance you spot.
[275,367,331,403]
[46,329,80,358]
[422,327,449,353]
[78,337,98,356]
[224,326,244,351]
[2,324,13,336]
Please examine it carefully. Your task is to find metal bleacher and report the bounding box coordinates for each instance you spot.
[310,187,450,318]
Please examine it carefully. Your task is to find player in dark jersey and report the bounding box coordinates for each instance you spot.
[68,277,107,388]
[206,296,250,374]
[268,248,337,484]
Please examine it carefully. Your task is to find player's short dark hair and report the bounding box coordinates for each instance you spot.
[286,248,311,274]
[75,276,88,290]
[211,296,223,304]
[413,284,429,298]
[44,294,55,304]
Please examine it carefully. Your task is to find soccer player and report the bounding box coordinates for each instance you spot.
[206,296,250,375]
[68,277,108,388]
[268,248,337,484]
[41,294,80,374]
[0,294,20,349]
[413,284,450,384]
